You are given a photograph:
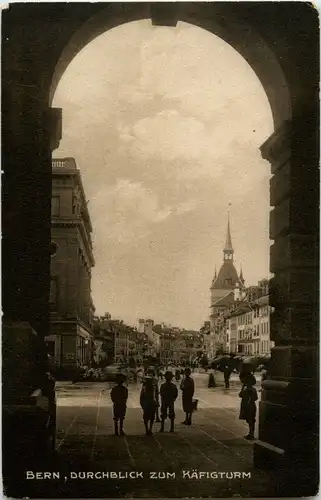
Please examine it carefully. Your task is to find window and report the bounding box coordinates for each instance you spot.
[51,196,60,216]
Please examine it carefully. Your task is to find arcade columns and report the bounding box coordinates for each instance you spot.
[254,115,319,495]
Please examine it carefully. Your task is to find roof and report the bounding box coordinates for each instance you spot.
[210,260,239,290]
[212,291,234,308]
[225,304,252,318]
[253,294,269,306]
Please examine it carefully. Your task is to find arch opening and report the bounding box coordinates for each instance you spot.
[52,18,274,330]
[49,3,292,128]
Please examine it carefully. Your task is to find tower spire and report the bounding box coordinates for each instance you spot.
[223,204,234,261]
[239,263,244,284]
[224,204,233,251]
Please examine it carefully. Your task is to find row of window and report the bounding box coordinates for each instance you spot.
[238,340,272,355]
[237,308,270,325]
[238,330,252,340]
[252,340,272,354]
[237,321,269,340]
[237,313,252,325]
[253,306,270,318]
[248,322,270,336]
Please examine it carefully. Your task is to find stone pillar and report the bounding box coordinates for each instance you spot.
[2,17,62,393]
[2,80,52,337]
[253,116,319,496]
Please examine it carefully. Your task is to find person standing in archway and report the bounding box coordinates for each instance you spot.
[239,372,258,440]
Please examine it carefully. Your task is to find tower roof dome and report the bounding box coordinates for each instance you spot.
[210,261,239,290]
[210,207,240,290]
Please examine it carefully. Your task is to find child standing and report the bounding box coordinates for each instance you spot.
[180,368,195,425]
[147,369,161,422]
[239,373,258,440]
[110,373,128,436]
[160,371,178,432]
[140,376,158,435]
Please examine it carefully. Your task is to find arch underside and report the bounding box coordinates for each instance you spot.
[49,2,291,128]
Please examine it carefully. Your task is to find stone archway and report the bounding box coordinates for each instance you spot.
[2,3,319,495]
[48,2,291,128]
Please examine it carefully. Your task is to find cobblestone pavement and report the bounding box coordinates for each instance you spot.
[14,374,280,498]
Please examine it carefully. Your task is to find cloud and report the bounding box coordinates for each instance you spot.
[91,179,172,243]
[118,110,220,171]
[175,199,198,215]
[120,84,155,104]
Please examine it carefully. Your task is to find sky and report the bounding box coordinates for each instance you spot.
[53,20,274,330]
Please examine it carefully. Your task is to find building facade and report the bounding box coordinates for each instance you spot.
[180,330,204,363]
[92,313,115,365]
[225,279,274,356]
[93,313,145,366]
[45,157,95,369]
[157,327,182,366]
[138,319,160,357]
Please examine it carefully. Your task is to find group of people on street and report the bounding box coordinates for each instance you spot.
[110,368,195,436]
[110,365,259,441]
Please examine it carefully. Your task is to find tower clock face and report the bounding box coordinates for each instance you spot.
[50,241,59,256]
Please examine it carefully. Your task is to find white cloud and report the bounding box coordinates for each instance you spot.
[91,179,172,243]
[122,110,216,165]
[175,199,198,215]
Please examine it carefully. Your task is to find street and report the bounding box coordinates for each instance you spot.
[13,372,282,498]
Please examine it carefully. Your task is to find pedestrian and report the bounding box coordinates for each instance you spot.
[222,359,234,389]
[160,371,178,432]
[146,369,161,422]
[133,369,138,383]
[261,364,268,383]
[239,372,258,440]
[208,371,216,388]
[110,373,128,436]
[175,368,181,381]
[140,377,158,435]
[180,367,195,425]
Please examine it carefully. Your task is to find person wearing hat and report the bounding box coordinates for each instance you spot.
[239,372,258,440]
[110,373,128,436]
[140,376,158,435]
[180,367,195,425]
[159,371,178,432]
[145,369,161,422]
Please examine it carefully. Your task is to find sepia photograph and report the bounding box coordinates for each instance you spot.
[2,2,319,498]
